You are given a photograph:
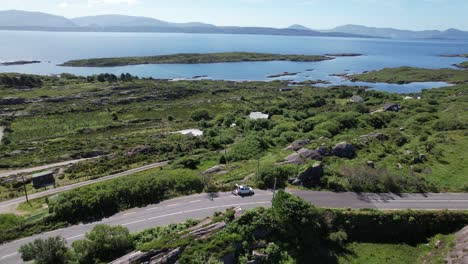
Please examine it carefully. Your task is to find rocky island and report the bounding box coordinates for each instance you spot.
[0,60,41,66]
[325,53,363,57]
[60,52,334,67]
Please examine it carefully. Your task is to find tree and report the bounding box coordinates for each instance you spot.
[19,237,69,264]
[272,191,323,254]
[72,224,133,264]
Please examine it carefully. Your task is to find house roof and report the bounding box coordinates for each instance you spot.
[383,102,400,110]
[32,170,54,178]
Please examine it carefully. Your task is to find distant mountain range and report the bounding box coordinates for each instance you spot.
[1,10,467,40]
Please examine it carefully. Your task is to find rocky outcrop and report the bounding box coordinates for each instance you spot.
[359,132,388,142]
[0,97,28,105]
[332,142,356,159]
[285,139,311,151]
[280,147,326,165]
[202,165,227,175]
[126,145,156,157]
[292,163,324,187]
[446,226,468,264]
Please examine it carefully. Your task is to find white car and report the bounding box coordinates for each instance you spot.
[234,185,255,196]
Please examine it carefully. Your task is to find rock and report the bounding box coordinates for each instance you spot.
[150,247,182,264]
[285,139,311,151]
[422,168,433,174]
[252,251,268,261]
[202,165,227,175]
[446,225,468,264]
[434,240,442,249]
[126,145,156,157]
[0,97,27,105]
[367,161,375,168]
[332,142,356,159]
[359,132,389,142]
[296,163,324,187]
[280,147,325,165]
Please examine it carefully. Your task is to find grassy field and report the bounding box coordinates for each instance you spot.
[339,234,455,264]
[0,71,467,204]
[60,52,333,67]
[456,61,468,68]
[349,67,468,84]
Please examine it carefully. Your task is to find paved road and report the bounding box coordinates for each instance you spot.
[0,161,169,213]
[0,157,100,178]
[1,190,468,263]
[0,191,273,264]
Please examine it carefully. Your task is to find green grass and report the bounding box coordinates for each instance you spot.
[455,61,468,69]
[339,234,455,264]
[60,52,333,67]
[349,67,468,84]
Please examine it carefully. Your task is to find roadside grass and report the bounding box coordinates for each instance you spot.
[339,234,455,264]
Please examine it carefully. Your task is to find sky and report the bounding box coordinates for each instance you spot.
[1,0,468,30]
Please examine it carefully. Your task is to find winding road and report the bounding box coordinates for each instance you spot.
[1,190,468,264]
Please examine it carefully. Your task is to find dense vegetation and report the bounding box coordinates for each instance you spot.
[349,66,468,84]
[60,52,333,67]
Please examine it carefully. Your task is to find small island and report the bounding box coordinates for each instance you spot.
[267,72,300,78]
[348,67,468,84]
[1,60,41,66]
[60,52,334,67]
[441,54,468,58]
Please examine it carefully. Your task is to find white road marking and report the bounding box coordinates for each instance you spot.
[167,203,181,207]
[66,234,85,240]
[0,253,18,260]
[145,207,160,211]
[123,212,137,216]
[374,200,468,203]
[122,219,146,226]
[146,201,271,221]
[188,200,201,203]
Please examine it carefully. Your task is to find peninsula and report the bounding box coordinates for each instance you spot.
[60,52,334,67]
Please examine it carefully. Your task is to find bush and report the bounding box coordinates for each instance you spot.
[191,109,211,121]
[228,134,270,161]
[19,237,69,264]
[315,121,341,136]
[48,170,204,223]
[172,156,201,169]
[72,225,133,264]
[256,165,296,189]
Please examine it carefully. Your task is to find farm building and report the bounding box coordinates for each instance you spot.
[32,170,55,189]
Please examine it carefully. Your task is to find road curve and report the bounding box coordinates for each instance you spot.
[1,190,468,263]
[0,161,169,213]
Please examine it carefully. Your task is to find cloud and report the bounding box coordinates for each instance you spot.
[58,1,69,8]
[88,0,139,5]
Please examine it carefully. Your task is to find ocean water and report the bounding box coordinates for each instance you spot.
[1,30,467,93]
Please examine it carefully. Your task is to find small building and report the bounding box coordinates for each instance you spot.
[349,95,364,103]
[32,170,55,189]
[383,102,401,112]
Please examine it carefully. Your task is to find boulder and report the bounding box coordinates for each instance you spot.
[359,132,389,142]
[332,142,356,159]
[367,161,375,168]
[0,97,27,105]
[150,247,182,264]
[446,225,468,264]
[295,163,324,187]
[202,165,227,175]
[285,139,311,151]
[297,148,323,161]
[126,145,155,157]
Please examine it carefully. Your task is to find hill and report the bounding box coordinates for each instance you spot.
[0,10,76,27]
[329,24,468,39]
[72,14,215,28]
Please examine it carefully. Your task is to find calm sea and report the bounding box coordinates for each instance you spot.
[1,31,467,93]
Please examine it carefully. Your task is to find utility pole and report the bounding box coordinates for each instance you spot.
[256,157,260,180]
[272,177,277,200]
[21,175,30,205]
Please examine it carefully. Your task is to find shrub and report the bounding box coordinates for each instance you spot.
[256,165,296,189]
[48,170,204,223]
[172,156,201,169]
[191,109,211,121]
[19,237,69,264]
[72,225,133,264]
[228,134,270,161]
